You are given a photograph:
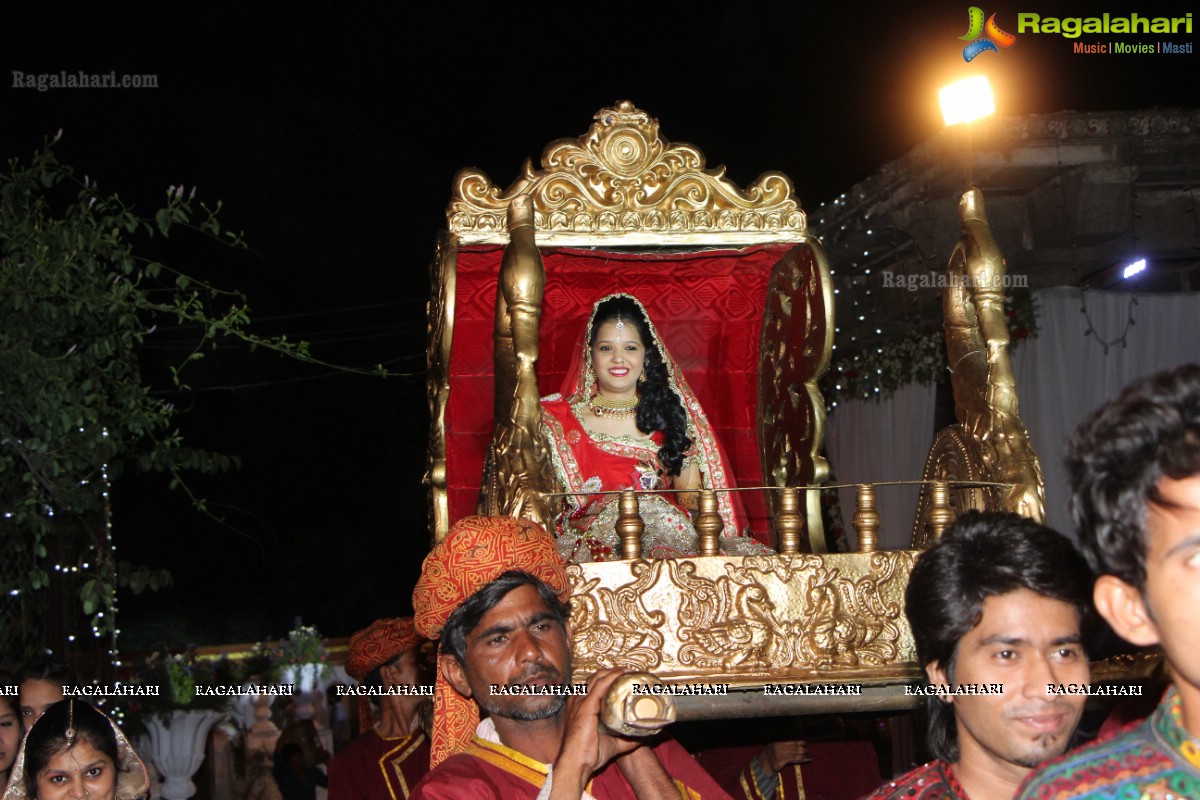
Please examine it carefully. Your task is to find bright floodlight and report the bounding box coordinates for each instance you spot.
[940,77,995,126]
[1123,259,1147,279]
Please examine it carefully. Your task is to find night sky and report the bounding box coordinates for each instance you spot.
[4,1,1195,650]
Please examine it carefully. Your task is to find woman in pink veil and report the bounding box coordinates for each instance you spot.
[540,293,770,562]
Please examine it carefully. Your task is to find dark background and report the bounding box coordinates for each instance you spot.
[3,1,1194,649]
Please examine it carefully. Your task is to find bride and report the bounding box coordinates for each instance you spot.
[540,293,769,562]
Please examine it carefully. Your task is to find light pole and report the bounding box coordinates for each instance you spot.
[939,76,995,186]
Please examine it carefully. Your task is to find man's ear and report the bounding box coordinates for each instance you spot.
[439,653,472,699]
[924,660,953,704]
[1093,575,1161,647]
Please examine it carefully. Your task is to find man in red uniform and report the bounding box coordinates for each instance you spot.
[328,617,431,799]
[409,515,733,799]
[863,512,1092,800]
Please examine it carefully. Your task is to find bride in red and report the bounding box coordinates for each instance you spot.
[540,294,769,562]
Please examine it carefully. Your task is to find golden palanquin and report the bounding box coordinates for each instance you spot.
[424,101,1045,714]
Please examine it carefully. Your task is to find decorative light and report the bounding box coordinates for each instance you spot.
[939,76,995,126]
[1122,259,1146,279]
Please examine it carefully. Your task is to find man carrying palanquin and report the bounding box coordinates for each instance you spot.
[328,617,431,799]
[408,514,733,800]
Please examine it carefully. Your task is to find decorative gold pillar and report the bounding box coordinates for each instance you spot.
[853,484,880,553]
[774,487,802,555]
[617,490,644,560]
[929,481,956,541]
[695,490,723,556]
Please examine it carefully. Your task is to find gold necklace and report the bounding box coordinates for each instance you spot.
[591,394,639,417]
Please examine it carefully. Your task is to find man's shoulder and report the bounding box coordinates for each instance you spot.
[862,761,962,800]
[411,749,534,799]
[1016,718,1173,799]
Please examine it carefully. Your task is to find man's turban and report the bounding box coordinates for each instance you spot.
[411,515,568,767]
[345,617,424,683]
[344,617,425,728]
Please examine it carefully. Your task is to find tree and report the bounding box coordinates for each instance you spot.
[0,136,320,663]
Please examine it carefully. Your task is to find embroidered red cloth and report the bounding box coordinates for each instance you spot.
[328,729,430,800]
[411,735,732,799]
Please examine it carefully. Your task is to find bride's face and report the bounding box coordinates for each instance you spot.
[36,741,116,800]
[592,319,645,397]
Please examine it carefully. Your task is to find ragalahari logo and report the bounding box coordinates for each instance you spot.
[960,7,1017,60]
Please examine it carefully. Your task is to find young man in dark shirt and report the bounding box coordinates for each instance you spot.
[865,512,1091,800]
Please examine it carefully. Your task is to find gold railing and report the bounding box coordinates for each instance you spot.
[554,479,1010,559]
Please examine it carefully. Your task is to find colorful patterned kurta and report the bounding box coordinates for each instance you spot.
[1016,687,1200,799]
[328,729,430,800]
[862,760,968,800]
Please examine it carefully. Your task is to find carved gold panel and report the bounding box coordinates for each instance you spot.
[448,101,808,246]
[758,244,836,552]
[424,235,455,543]
[568,552,919,686]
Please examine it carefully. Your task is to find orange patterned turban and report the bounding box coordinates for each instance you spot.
[345,617,424,683]
[344,617,425,728]
[411,515,568,767]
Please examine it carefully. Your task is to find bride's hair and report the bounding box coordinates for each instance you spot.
[590,296,691,476]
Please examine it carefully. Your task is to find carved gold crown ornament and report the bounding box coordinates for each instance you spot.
[447,101,808,246]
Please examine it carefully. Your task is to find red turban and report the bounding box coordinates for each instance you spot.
[411,515,568,767]
[344,617,425,728]
[345,617,424,683]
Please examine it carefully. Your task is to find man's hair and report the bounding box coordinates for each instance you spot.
[17,657,76,687]
[1064,364,1200,589]
[361,659,399,691]
[905,510,1092,763]
[440,570,570,664]
[362,648,433,692]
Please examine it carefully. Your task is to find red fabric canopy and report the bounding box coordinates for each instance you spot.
[446,243,798,539]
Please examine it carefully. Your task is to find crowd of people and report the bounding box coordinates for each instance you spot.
[0,662,149,800]
[335,361,1198,800]
[4,289,1197,800]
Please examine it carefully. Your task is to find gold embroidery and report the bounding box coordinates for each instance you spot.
[376,731,425,800]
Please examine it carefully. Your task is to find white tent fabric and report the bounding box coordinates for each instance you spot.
[825,381,937,550]
[824,286,1200,550]
[1011,287,1200,535]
